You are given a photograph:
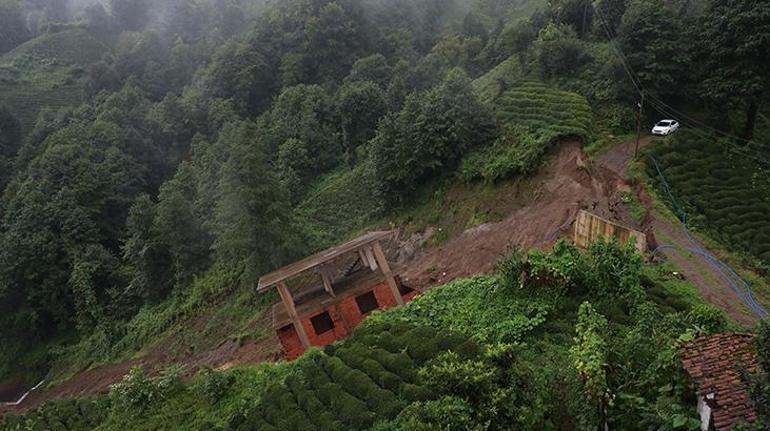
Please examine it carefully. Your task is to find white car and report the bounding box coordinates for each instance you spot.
[651,119,679,136]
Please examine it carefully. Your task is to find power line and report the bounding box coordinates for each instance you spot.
[643,98,770,166]
[591,2,643,94]
[590,0,770,153]
[590,1,770,166]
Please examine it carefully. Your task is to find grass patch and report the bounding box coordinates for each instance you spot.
[619,191,645,223]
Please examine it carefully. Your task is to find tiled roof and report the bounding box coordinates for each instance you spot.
[680,332,760,430]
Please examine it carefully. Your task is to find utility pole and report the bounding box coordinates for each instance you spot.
[634,92,645,159]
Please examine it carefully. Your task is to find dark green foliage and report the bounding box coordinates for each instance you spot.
[550,0,594,37]
[213,121,303,286]
[699,0,770,139]
[593,0,627,36]
[0,103,21,159]
[370,69,496,205]
[345,54,392,87]
[618,0,690,96]
[419,351,496,404]
[0,103,21,189]
[381,396,484,431]
[336,80,388,158]
[191,366,235,404]
[535,23,590,77]
[110,0,149,31]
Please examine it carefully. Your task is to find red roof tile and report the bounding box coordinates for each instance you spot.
[680,332,761,431]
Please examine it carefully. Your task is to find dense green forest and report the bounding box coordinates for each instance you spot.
[0,0,769,429]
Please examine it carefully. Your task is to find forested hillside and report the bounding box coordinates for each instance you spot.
[1,0,769,429]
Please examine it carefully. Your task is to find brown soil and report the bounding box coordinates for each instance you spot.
[0,379,26,404]
[2,137,760,416]
[399,140,639,287]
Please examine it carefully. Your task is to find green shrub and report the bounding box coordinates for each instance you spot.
[191,366,234,404]
[459,125,552,183]
[316,382,376,428]
[109,366,166,415]
[399,383,435,403]
[368,276,549,344]
[685,303,729,334]
[419,351,496,404]
[370,348,419,383]
[388,396,484,431]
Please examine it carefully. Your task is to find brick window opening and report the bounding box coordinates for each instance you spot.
[355,291,379,314]
[310,311,335,335]
[399,284,415,295]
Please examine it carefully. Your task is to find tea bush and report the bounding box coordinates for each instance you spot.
[459,81,592,182]
[647,130,770,269]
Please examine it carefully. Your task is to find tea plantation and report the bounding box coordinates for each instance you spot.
[0,241,730,430]
[459,80,593,183]
[0,28,108,131]
[646,129,770,268]
[494,81,592,142]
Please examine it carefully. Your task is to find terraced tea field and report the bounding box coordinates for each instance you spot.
[494,80,592,141]
[647,130,770,266]
[460,80,593,182]
[0,28,109,131]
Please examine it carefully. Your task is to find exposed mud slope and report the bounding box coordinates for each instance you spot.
[400,140,638,288]
[0,310,281,416]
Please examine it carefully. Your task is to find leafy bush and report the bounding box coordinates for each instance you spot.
[375,396,485,431]
[191,366,235,404]
[418,351,496,403]
[368,276,549,344]
[458,124,553,182]
[370,69,496,205]
[108,365,183,415]
[534,23,591,77]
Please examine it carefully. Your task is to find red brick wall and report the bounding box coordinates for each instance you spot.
[277,277,418,360]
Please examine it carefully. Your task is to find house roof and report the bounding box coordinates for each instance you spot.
[257,231,393,292]
[680,332,761,430]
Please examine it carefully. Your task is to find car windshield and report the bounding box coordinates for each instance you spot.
[657,121,671,126]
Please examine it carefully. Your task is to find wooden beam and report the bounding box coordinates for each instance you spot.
[319,264,335,297]
[358,250,368,268]
[372,241,403,306]
[364,246,378,271]
[277,282,311,349]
